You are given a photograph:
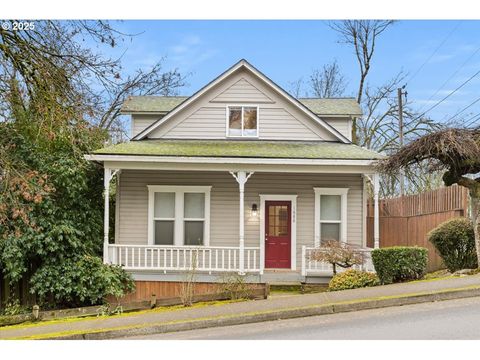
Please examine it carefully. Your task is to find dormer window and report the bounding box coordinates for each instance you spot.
[227,105,258,137]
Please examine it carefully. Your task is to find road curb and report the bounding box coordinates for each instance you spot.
[19,285,480,340]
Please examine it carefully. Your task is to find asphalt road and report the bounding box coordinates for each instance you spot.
[125,296,480,340]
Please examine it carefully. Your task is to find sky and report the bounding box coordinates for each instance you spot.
[104,20,480,125]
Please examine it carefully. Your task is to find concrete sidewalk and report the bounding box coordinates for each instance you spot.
[1,274,480,340]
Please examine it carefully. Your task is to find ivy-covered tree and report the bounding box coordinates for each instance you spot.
[0,21,180,307]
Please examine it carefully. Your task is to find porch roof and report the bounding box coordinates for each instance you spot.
[92,139,384,160]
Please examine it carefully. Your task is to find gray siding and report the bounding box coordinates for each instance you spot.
[131,114,163,138]
[322,117,352,141]
[161,106,321,140]
[117,170,364,270]
[161,107,226,139]
[147,69,339,141]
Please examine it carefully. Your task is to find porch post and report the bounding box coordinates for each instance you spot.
[103,167,111,264]
[230,171,254,275]
[373,173,380,249]
[103,167,118,264]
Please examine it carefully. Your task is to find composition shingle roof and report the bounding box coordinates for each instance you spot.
[93,139,383,160]
[121,96,362,116]
[298,98,362,116]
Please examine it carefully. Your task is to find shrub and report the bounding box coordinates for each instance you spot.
[427,217,478,272]
[30,255,135,308]
[328,269,379,291]
[372,247,428,284]
[219,273,253,300]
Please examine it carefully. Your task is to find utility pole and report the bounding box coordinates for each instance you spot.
[398,87,406,196]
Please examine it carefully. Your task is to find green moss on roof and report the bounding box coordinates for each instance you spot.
[121,96,362,116]
[121,96,187,113]
[298,98,362,116]
[93,140,384,160]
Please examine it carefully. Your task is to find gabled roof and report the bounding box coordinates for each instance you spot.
[121,96,362,117]
[93,139,383,160]
[121,96,188,114]
[131,59,352,143]
[298,98,362,117]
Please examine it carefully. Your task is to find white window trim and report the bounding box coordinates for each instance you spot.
[314,188,349,247]
[147,185,211,246]
[225,104,260,138]
[259,194,297,272]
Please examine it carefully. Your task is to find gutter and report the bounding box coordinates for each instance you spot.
[84,154,378,167]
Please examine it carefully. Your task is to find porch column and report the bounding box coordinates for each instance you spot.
[373,173,380,249]
[230,171,254,275]
[103,167,118,264]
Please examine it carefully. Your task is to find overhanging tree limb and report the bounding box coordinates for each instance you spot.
[378,128,480,267]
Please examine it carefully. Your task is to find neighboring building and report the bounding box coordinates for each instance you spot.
[86,59,382,286]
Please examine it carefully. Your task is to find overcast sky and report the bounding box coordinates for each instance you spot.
[106,20,480,125]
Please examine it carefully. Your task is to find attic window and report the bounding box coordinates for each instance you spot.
[227,106,258,137]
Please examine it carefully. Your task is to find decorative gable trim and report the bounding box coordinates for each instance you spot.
[133,59,351,143]
[210,78,274,104]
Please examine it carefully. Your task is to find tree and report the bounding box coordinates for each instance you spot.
[0,21,185,136]
[357,74,442,197]
[329,20,395,142]
[308,240,365,275]
[96,60,185,134]
[378,128,480,267]
[0,21,180,307]
[309,60,348,98]
[287,78,306,98]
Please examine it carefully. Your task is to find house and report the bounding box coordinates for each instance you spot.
[85,59,382,288]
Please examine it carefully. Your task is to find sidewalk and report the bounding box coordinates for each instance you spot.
[2,274,480,340]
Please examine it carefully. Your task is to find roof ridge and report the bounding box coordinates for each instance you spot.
[129,95,188,98]
[298,97,357,100]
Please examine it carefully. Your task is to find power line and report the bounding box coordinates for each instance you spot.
[416,43,480,113]
[444,96,480,124]
[464,113,480,128]
[409,69,480,123]
[406,21,462,87]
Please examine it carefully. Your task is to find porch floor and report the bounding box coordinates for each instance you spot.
[128,269,331,285]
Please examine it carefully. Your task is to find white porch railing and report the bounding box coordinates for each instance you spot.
[108,244,261,274]
[301,246,375,277]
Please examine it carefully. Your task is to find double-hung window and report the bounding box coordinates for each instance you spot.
[227,105,258,137]
[313,188,349,246]
[148,186,211,246]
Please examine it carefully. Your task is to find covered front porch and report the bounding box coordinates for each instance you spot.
[85,139,383,283]
[99,167,381,282]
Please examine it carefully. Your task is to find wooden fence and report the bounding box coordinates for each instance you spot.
[367,185,469,272]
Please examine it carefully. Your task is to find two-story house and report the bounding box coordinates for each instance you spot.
[86,59,382,295]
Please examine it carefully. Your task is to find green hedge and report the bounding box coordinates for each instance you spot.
[328,269,379,291]
[371,247,428,284]
[428,217,478,272]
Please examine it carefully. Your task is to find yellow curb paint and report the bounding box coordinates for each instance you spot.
[0,299,243,333]
[4,285,480,340]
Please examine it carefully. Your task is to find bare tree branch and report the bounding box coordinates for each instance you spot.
[287,77,305,98]
[309,60,348,98]
[329,20,395,143]
[329,20,394,104]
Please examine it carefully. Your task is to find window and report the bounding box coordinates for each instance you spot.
[227,105,258,137]
[153,192,175,245]
[184,193,205,245]
[314,188,349,246]
[148,186,211,246]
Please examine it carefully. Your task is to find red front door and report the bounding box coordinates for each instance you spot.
[265,201,291,269]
